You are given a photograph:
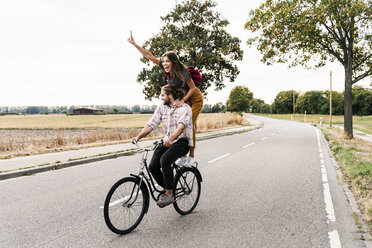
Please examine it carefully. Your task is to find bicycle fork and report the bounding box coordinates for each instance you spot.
[125,172,146,207]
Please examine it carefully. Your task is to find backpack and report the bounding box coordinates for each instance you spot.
[186,66,202,87]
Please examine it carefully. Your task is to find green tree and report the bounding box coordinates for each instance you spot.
[245,0,371,138]
[250,98,265,113]
[352,86,372,115]
[212,102,226,113]
[151,105,157,112]
[25,106,48,114]
[226,86,254,112]
[308,91,327,114]
[201,104,213,113]
[296,93,307,114]
[321,90,344,115]
[273,90,298,114]
[262,104,272,114]
[132,105,141,113]
[137,0,243,99]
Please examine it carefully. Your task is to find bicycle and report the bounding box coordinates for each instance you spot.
[103,139,203,235]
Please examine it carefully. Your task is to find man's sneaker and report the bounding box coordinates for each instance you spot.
[184,157,195,167]
[175,157,187,166]
[156,194,174,207]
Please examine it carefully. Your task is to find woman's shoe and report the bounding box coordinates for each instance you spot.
[184,157,195,167]
[175,157,187,166]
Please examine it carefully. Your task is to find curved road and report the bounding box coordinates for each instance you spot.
[0,115,367,247]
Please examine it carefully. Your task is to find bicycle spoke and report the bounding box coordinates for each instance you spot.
[130,205,140,216]
[112,209,124,228]
[130,202,144,207]
[126,208,132,229]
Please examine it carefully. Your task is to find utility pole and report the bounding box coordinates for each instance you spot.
[330,70,333,127]
[293,92,296,120]
[270,102,272,116]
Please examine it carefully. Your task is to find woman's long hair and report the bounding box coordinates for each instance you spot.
[162,51,189,85]
[161,84,185,100]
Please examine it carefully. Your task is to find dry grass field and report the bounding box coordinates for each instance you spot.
[0,114,153,129]
[0,113,247,158]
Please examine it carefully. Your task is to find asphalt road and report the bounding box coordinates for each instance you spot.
[0,116,368,248]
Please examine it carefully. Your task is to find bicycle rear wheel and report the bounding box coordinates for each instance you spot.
[103,177,149,234]
[173,167,201,215]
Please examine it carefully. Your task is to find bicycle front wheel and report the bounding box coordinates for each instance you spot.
[103,177,149,234]
[173,167,201,215]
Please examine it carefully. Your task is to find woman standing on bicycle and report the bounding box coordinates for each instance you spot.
[127,31,203,166]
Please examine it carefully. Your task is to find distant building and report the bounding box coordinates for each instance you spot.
[73,108,103,115]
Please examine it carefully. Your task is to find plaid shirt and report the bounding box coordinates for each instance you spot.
[147,102,193,147]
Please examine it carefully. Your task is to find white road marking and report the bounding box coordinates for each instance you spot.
[260,137,267,141]
[328,230,342,248]
[323,183,336,222]
[243,143,255,148]
[316,130,336,223]
[315,128,341,247]
[100,193,137,209]
[208,153,231,164]
[100,183,160,209]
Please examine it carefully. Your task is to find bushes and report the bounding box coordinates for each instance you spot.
[272,87,372,115]
[0,112,19,116]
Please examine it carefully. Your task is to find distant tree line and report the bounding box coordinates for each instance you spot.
[226,85,372,116]
[273,86,372,116]
[0,105,158,115]
[201,102,227,113]
[0,104,229,115]
[2,86,371,116]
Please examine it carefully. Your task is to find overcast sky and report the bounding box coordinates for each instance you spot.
[0,0,370,107]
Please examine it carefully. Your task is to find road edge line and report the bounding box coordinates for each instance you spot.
[316,126,372,247]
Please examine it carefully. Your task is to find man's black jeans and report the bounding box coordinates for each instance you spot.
[149,138,189,190]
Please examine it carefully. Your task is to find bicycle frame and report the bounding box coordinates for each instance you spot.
[131,141,166,202]
[103,139,203,234]
[130,140,202,203]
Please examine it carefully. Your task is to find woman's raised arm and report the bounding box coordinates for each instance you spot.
[128,31,160,65]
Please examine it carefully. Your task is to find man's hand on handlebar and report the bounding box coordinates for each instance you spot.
[132,137,139,144]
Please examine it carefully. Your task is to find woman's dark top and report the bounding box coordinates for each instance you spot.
[159,61,191,92]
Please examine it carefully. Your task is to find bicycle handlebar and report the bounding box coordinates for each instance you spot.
[133,139,163,152]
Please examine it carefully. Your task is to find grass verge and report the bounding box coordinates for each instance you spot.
[321,126,372,232]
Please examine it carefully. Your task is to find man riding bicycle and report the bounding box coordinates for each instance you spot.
[132,84,193,207]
